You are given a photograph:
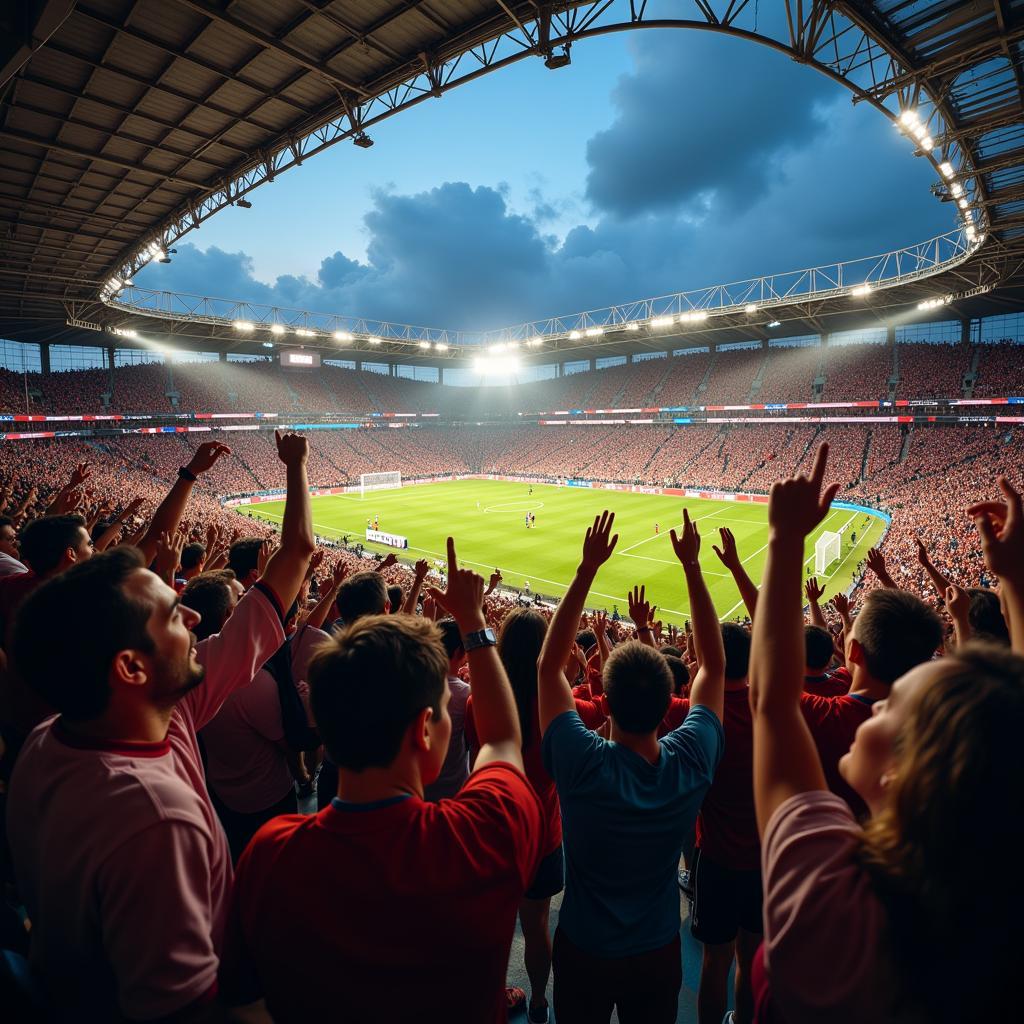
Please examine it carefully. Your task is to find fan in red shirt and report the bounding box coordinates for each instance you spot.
[221,538,544,1024]
[799,588,943,817]
[689,623,762,1024]
[802,625,850,697]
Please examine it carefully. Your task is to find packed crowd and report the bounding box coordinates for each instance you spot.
[1,429,1020,1024]
[3,338,1019,419]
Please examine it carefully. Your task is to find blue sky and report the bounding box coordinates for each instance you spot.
[136,29,951,332]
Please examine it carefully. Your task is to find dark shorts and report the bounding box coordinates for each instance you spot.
[525,844,565,900]
[689,848,764,945]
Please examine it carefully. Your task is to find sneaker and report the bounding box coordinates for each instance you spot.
[527,1003,550,1024]
[505,986,526,1012]
[677,868,694,899]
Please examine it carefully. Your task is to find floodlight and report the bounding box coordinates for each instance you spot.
[527,337,544,347]
[899,109,919,126]
[108,277,122,290]
[418,341,430,349]
[270,324,286,335]
[768,320,781,328]
[745,303,757,313]
[122,278,133,287]
[851,284,872,297]
[951,182,964,197]
[233,320,254,331]
[434,343,448,351]
[333,331,353,341]
[650,316,674,329]
[368,336,382,345]
[295,328,314,337]
[911,124,927,141]
[939,162,954,178]
[958,198,969,209]
[585,327,604,337]
[262,341,274,348]
[921,136,934,150]
[626,323,640,331]
[568,330,581,340]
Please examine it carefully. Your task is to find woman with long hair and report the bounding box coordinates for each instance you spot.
[748,449,1024,1023]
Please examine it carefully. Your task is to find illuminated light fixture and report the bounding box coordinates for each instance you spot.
[920,136,934,150]
[626,323,641,332]
[745,303,757,313]
[650,316,674,329]
[851,284,873,297]
[768,320,781,328]
[680,310,709,323]
[108,277,123,290]
[122,278,133,287]
[527,336,544,347]
[568,330,582,340]
[958,198,969,209]
[367,336,382,345]
[434,342,448,352]
[585,327,604,337]
[899,109,919,126]
[951,181,964,198]
[262,341,274,348]
[506,341,520,350]
[418,341,431,350]
[149,249,167,264]
[233,320,254,331]
[939,161,954,178]
[911,124,927,141]
[270,324,286,335]
[333,330,353,341]
[295,328,314,337]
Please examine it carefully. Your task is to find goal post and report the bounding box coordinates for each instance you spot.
[814,531,842,576]
[358,471,402,498]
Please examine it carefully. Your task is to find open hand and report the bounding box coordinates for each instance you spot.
[805,577,825,604]
[670,508,701,568]
[627,584,652,629]
[967,477,1024,583]
[712,526,741,571]
[186,441,232,476]
[580,511,618,573]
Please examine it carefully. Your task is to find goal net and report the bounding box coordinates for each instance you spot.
[814,531,842,575]
[359,471,402,497]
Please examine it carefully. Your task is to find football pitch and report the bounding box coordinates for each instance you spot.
[241,480,886,624]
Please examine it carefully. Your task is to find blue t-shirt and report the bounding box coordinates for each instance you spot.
[542,705,724,957]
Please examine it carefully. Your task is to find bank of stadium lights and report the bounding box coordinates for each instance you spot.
[233,320,254,331]
[333,330,353,342]
[650,316,674,329]
[897,109,933,151]
[367,336,382,345]
[939,162,955,179]
[270,324,286,336]
[679,311,709,323]
[568,330,582,340]
[585,327,604,337]
[851,284,873,298]
[295,329,314,338]
[917,295,953,311]
[527,336,545,346]
[434,342,448,352]
[626,323,640,332]
[418,341,431,350]
[745,303,758,314]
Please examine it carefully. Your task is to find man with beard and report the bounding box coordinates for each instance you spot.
[4,430,315,1022]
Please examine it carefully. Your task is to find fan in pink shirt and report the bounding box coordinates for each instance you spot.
[5,432,316,1021]
[749,449,1024,1024]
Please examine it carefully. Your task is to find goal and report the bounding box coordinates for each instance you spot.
[814,531,842,575]
[359,471,402,497]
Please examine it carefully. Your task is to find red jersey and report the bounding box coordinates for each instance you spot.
[221,765,543,1023]
[695,687,759,870]
[803,672,850,698]
[799,693,874,818]
[466,698,564,854]
[658,696,690,738]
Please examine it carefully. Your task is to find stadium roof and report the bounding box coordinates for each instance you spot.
[2,0,1023,356]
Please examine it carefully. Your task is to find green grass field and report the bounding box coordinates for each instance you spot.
[241,480,886,625]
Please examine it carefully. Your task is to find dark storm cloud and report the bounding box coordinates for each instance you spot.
[584,32,835,219]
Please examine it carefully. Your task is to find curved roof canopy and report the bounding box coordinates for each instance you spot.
[1,0,1023,348]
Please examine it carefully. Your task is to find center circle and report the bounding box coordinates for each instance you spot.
[483,500,546,514]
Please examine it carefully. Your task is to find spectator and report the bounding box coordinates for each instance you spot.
[422,617,470,802]
[220,538,543,1022]
[749,448,1024,1023]
[803,625,848,697]
[537,511,725,1023]
[182,569,245,641]
[0,515,26,578]
[4,433,314,1020]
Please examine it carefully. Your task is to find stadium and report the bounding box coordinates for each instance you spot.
[1,2,1023,1023]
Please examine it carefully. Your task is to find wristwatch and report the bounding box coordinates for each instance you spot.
[463,627,497,652]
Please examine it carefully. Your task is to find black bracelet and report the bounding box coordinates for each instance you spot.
[178,466,197,482]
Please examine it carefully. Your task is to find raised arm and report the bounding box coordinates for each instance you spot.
[865,546,898,590]
[944,584,972,648]
[628,585,657,648]
[712,526,759,619]
[915,536,953,598]
[968,477,1024,654]
[94,497,146,552]
[426,537,523,772]
[750,443,839,836]
[305,560,347,630]
[804,577,828,629]
[537,511,618,733]
[256,431,316,612]
[671,509,725,721]
[137,442,231,564]
[402,559,430,614]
